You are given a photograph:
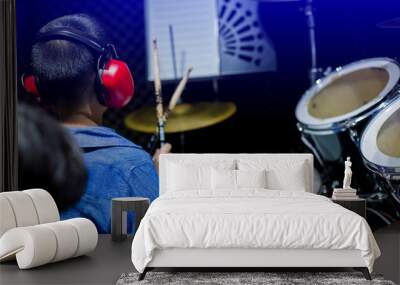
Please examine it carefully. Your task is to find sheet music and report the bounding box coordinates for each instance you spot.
[146,0,220,81]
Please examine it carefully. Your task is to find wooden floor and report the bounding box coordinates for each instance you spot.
[0,235,134,285]
[373,221,400,284]
[1,227,398,284]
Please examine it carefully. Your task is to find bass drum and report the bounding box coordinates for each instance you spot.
[296,58,400,194]
[361,94,400,230]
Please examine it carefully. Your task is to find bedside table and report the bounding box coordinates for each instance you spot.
[111,197,150,242]
[331,198,366,218]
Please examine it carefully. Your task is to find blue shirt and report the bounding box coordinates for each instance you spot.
[60,126,158,233]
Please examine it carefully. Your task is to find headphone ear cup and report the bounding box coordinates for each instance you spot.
[98,59,134,109]
[22,75,41,99]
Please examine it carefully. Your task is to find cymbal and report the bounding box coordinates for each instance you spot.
[377,17,400,29]
[125,102,237,134]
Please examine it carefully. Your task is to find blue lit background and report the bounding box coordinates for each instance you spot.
[16,0,400,153]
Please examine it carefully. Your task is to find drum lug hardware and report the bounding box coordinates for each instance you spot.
[296,123,304,132]
[348,128,360,146]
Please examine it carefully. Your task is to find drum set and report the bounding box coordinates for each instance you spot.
[123,1,400,230]
[295,31,400,229]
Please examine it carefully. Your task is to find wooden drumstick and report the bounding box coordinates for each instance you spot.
[163,66,193,122]
[147,66,193,153]
[152,38,163,119]
[152,38,165,146]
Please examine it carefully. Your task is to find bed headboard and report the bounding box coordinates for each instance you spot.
[159,153,314,195]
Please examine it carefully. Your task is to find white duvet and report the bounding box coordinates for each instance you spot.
[131,190,380,273]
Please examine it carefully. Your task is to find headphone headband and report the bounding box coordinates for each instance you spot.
[25,27,134,109]
[36,28,105,53]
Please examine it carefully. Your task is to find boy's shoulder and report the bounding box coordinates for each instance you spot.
[67,126,153,168]
[66,126,139,149]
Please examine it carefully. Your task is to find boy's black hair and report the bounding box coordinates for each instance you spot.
[31,14,107,115]
[18,103,87,211]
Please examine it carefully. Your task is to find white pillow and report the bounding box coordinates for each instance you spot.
[211,169,268,190]
[166,159,236,192]
[238,159,308,191]
[167,163,211,191]
[237,169,267,189]
[211,168,236,189]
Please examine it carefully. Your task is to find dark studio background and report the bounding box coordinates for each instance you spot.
[16,0,400,154]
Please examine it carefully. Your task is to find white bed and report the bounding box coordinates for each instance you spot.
[131,154,380,280]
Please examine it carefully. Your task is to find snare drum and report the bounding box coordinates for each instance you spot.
[361,94,400,180]
[296,58,400,167]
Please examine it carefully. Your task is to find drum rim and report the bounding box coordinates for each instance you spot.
[295,57,400,132]
[360,95,400,168]
[362,158,400,180]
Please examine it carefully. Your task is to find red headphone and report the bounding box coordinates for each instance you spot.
[22,29,134,109]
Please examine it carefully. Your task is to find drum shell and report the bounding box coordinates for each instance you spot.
[360,95,400,180]
[295,58,400,230]
[296,58,400,134]
[296,58,400,193]
[300,123,376,193]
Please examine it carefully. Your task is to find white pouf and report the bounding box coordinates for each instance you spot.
[0,218,98,269]
[0,189,60,238]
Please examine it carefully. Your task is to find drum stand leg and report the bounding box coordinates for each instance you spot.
[386,178,400,218]
[300,134,325,167]
[180,133,186,153]
[367,207,392,226]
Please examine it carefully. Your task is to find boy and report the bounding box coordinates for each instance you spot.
[30,14,170,233]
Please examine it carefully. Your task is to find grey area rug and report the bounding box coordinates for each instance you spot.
[117,272,396,285]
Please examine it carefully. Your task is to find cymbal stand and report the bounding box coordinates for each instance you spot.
[169,24,186,152]
[304,0,321,85]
